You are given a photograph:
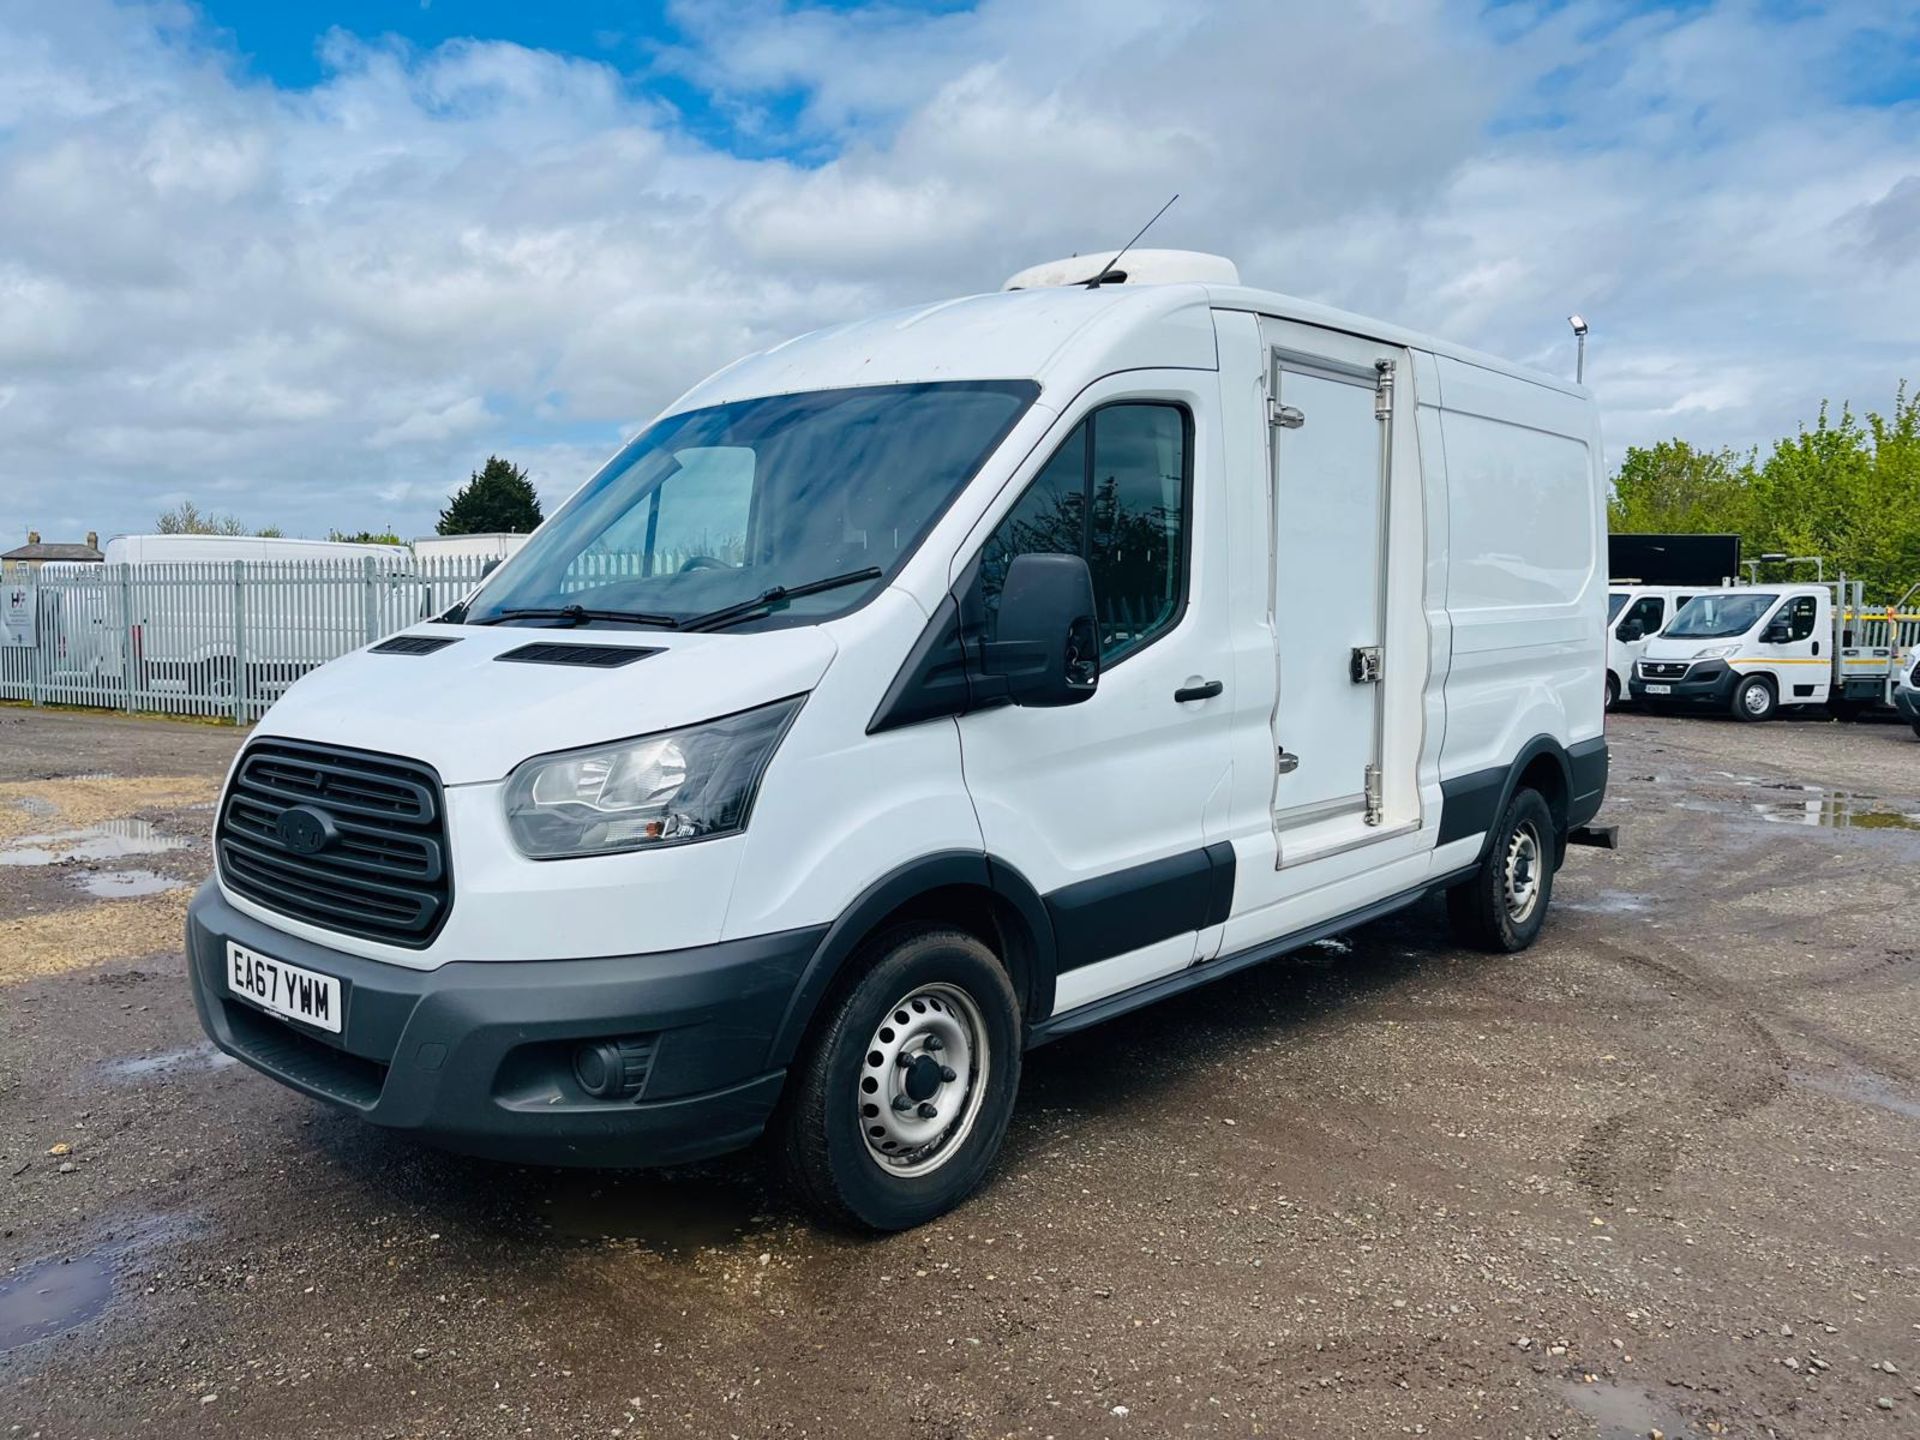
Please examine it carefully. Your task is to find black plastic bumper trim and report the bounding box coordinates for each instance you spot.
[186,881,823,1168]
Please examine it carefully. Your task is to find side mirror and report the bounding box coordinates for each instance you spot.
[1617,622,1643,642]
[982,553,1099,706]
[1760,623,1790,645]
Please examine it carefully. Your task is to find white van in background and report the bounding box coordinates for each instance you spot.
[106,533,412,698]
[412,533,531,565]
[186,251,1610,1229]
[1605,584,1711,709]
[1631,584,1833,719]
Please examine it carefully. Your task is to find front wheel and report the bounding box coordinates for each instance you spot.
[1911,720,1920,741]
[776,926,1021,1230]
[1447,787,1556,953]
[1732,675,1776,722]
[1604,672,1621,711]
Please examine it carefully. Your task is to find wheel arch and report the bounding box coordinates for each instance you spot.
[762,852,1056,1071]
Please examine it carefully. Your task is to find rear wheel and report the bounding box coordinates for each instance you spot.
[1732,675,1776,722]
[776,926,1021,1231]
[1604,672,1621,711]
[1447,787,1555,953]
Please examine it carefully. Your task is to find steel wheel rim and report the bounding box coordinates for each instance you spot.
[856,982,989,1177]
[1503,821,1543,924]
[1742,682,1770,716]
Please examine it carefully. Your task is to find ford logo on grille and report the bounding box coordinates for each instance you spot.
[277,804,338,856]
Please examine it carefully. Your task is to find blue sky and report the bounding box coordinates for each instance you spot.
[1,0,1917,544]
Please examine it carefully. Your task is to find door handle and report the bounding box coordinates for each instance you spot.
[1275,749,1300,773]
[1174,680,1224,703]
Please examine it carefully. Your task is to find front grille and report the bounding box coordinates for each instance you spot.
[1640,660,1691,680]
[217,739,452,948]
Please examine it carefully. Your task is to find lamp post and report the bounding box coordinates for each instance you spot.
[1568,314,1589,384]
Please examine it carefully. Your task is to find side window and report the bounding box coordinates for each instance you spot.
[1780,595,1818,642]
[977,403,1189,664]
[1617,596,1663,638]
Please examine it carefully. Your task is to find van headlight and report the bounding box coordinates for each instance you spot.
[1692,644,1740,660]
[503,697,803,859]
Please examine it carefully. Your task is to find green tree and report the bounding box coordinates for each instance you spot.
[437,457,542,535]
[155,501,281,537]
[329,528,403,545]
[1607,439,1754,537]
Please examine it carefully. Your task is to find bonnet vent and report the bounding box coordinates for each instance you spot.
[370,635,460,656]
[495,642,661,669]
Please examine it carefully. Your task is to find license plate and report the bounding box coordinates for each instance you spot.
[1644,683,1672,695]
[226,941,342,1034]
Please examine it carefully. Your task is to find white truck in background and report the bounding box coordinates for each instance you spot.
[412,533,532,564]
[1631,575,1920,721]
[85,534,413,700]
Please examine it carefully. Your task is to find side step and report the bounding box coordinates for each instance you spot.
[1566,824,1619,851]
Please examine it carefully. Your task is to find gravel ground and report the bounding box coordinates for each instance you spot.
[2,702,1917,1439]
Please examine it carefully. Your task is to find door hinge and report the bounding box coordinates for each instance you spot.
[1269,399,1305,430]
[1350,645,1383,683]
[1375,358,1395,420]
[1364,764,1383,826]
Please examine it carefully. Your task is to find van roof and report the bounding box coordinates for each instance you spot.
[672,281,1587,415]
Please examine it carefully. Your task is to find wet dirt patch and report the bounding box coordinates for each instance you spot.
[538,1172,769,1254]
[1560,1377,1694,1440]
[0,774,219,843]
[0,819,194,867]
[0,888,192,984]
[0,1257,113,1355]
[1792,1065,1920,1121]
[100,1041,237,1082]
[1749,788,1920,830]
[73,868,190,899]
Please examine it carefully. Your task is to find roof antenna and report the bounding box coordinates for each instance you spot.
[1086,193,1179,288]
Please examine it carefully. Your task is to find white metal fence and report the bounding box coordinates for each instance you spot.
[1,557,494,723]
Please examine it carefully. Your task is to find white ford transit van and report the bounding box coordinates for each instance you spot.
[187,254,1609,1228]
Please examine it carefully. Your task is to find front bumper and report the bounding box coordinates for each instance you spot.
[186,881,825,1167]
[1629,659,1737,708]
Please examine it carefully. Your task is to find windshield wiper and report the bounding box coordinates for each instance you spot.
[681,567,883,634]
[472,604,680,629]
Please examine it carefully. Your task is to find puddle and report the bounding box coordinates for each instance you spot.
[0,1211,203,1358]
[1794,1067,1920,1121]
[541,1173,765,1252]
[1562,890,1653,915]
[1560,1378,1692,1440]
[0,1258,113,1354]
[101,1042,238,1082]
[73,869,188,899]
[0,819,192,867]
[1750,790,1920,830]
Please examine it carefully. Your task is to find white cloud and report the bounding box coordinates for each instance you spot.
[0,0,1916,548]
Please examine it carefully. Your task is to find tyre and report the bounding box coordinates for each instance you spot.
[1604,672,1620,711]
[776,926,1021,1231]
[1731,674,1776,722]
[1446,787,1555,954]
[1911,720,1920,740]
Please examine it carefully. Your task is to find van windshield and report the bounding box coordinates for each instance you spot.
[1608,592,1628,621]
[1665,591,1778,640]
[465,381,1039,631]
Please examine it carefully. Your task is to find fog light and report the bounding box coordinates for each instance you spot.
[571,1037,654,1100]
